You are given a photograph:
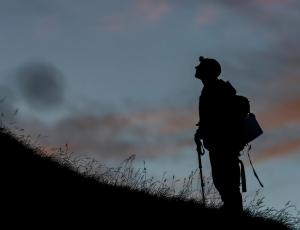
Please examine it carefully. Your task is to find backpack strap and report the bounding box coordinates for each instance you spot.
[247,145,264,188]
[239,159,247,193]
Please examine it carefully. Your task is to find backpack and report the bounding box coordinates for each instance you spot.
[231,95,263,147]
[241,113,263,145]
[231,95,250,120]
[231,95,264,191]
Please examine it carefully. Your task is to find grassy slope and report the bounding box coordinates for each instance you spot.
[0,127,292,229]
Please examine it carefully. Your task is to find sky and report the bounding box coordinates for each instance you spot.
[0,0,299,212]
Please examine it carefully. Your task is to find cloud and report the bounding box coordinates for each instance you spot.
[15,62,66,111]
[259,97,300,130]
[257,74,300,130]
[0,85,19,122]
[256,138,300,162]
[136,0,170,23]
[102,0,171,32]
[21,107,196,160]
[195,4,219,27]
[254,0,295,5]
[33,15,60,39]
[250,73,300,162]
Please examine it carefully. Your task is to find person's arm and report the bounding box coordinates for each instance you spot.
[194,95,203,143]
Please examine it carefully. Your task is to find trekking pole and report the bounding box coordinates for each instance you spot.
[196,140,206,207]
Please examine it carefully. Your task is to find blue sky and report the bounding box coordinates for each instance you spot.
[0,0,300,212]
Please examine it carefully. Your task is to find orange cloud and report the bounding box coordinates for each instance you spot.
[23,107,197,160]
[258,97,300,130]
[256,138,300,162]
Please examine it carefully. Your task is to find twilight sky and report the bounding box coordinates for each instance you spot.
[0,0,299,211]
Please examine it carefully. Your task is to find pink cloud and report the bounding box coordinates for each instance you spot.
[103,0,171,32]
[195,5,219,28]
[33,15,59,39]
[258,97,300,130]
[21,108,196,160]
[103,13,128,33]
[256,138,300,162]
[256,0,295,5]
[136,0,171,23]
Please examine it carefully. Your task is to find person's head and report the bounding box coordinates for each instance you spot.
[195,56,221,84]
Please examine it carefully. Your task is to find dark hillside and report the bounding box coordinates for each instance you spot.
[0,127,293,229]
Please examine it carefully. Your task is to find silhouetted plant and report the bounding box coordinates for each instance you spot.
[244,190,300,230]
[57,152,299,229]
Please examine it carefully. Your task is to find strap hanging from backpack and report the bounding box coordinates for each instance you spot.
[239,159,247,193]
[247,144,264,188]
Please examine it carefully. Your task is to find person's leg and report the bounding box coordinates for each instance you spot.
[209,151,226,202]
[209,151,221,192]
[209,150,242,212]
[221,154,243,213]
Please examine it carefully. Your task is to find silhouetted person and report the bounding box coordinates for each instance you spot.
[194,56,249,213]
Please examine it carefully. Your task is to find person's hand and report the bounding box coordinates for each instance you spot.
[196,144,202,154]
[194,128,202,143]
[195,138,205,155]
[194,132,200,144]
